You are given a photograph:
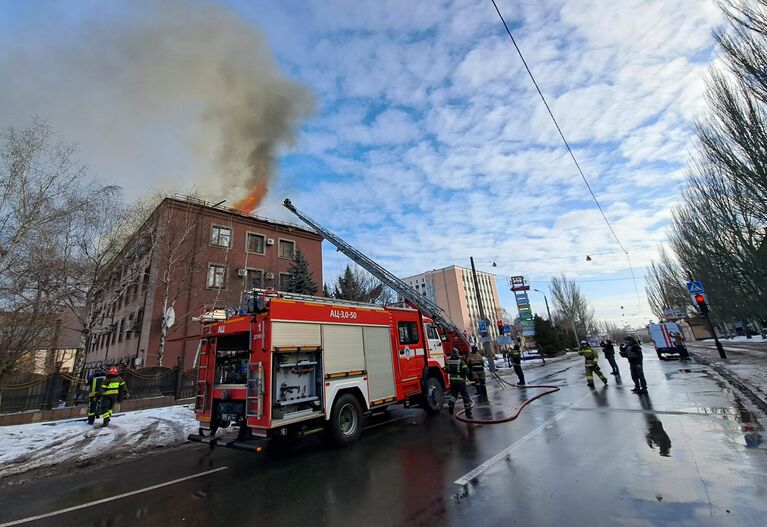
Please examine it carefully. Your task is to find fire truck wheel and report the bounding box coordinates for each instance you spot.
[328,393,363,446]
[423,376,444,414]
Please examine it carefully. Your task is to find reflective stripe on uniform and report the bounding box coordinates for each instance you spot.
[102,381,124,396]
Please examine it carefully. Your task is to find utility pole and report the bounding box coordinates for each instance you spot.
[470,257,496,372]
[570,319,579,348]
[533,288,552,321]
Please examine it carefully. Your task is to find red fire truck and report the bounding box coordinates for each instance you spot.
[189,199,473,449]
[191,292,453,447]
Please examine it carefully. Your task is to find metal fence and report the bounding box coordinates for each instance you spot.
[0,366,197,414]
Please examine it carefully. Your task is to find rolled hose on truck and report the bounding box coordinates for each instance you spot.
[454,372,560,424]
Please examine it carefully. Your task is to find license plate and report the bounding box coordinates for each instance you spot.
[220,413,239,422]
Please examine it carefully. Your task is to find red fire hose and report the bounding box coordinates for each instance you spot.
[454,375,560,424]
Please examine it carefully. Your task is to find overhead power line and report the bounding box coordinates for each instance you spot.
[489,0,644,310]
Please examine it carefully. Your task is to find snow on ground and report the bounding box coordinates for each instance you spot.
[0,404,197,479]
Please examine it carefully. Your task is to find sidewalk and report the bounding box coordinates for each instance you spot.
[687,340,767,413]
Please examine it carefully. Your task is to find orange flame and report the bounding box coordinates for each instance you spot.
[234,181,268,213]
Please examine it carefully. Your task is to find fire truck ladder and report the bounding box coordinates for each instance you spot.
[283,199,465,341]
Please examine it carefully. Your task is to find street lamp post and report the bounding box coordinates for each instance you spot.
[532,288,552,322]
[470,256,496,372]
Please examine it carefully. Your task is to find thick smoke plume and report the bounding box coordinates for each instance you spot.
[0,0,313,210]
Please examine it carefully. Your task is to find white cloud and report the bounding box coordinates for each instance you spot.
[1,0,724,324]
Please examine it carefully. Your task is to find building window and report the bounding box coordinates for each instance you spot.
[211,225,232,247]
[246,232,265,254]
[278,239,295,260]
[398,322,419,345]
[118,319,125,342]
[207,264,227,288]
[279,272,290,291]
[246,269,263,289]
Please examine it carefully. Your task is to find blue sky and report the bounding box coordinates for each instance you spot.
[0,0,723,327]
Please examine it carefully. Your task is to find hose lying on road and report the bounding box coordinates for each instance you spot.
[455,372,560,424]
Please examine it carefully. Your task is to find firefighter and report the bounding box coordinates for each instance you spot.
[510,338,526,385]
[578,341,608,388]
[86,367,107,425]
[601,339,620,376]
[621,335,647,394]
[467,345,487,397]
[445,349,473,418]
[98,366,129,426]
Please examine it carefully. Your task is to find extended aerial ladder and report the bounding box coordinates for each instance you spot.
[283,199,472,353]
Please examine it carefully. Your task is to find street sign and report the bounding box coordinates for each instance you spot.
[686,280,705,294]
[510,275,530,291]
[482,336,492,344]
[662,307,687,320]
[497,336,513,345]
[502,324,511,335]
[477,320,488,333]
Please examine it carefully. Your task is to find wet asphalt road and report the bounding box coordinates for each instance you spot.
[1,354,766,527]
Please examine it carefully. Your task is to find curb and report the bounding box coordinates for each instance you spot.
[690,352,767,415]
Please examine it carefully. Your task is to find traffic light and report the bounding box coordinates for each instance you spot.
[694,294,709,316]
[497,320,505,335]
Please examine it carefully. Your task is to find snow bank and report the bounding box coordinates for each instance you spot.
[0,404,197,479]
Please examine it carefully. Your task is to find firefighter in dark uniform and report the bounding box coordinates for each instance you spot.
[601,339,620,376]
[510,338,526,385]
[578,341,608,388]
[467,345,487,397]
[98,366,129,426]
[621,335,647,394]
[86,367,107,425]
[445,349,473,418]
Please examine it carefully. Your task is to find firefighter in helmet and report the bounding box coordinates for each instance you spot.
[510,338,526,385]
[98,366,129,426]
[445,348,473,418]
[86,367,107,425]
[467,345,487,397]
[578,341,608,388]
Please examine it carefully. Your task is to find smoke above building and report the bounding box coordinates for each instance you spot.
[0,0,314,211]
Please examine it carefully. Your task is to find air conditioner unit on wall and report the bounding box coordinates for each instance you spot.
[265,272,275,280]
[266,238,275,246]
[237,268,247,277]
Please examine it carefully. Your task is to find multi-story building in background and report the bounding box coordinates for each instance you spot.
[84,195,323,371]
[402,265,503,342]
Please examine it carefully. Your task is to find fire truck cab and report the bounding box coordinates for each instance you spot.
[193,291,450,447]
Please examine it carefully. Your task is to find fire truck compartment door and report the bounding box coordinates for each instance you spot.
[363,326,396,402]
[322,324,365,374]
[272,322,321,348]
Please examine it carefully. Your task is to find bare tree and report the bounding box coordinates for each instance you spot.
[550,274,596,346]
[645,247,692,319]
[0,119,116,381]
[669,0,767,327]
[57,190,143,382]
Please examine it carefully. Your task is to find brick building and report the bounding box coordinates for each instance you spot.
[84,196,323,371]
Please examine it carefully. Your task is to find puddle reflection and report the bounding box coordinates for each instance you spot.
[640,396,671,457]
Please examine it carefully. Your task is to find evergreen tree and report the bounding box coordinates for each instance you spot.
[533,315,568,356]
[286,250,318,295]
[331,264,390,304]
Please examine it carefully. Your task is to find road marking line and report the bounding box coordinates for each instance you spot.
[454,386,589,487]
[0,466,228,527]
[453,409,570,486]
